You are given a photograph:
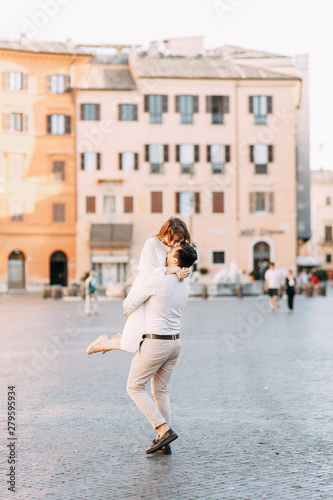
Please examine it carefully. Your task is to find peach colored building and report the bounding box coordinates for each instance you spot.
[0,37,90,291]
[76,44,302,284]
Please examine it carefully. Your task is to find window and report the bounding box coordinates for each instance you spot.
[326,254,332,263]
[81,152,101,171]
[124,196,134,213]
[53,204,65,222]
[326,197,331,206]
[144,95,168,123]
[5,113,28,132]
[206,96,229,124]
[118,152,138,171]
[86,196,96,213]
[325,226,332,242]
[80,104,100,121]
[212,251,225,264]
[175,95,198,124]
[151,192,163,213]
[9,155,24,180]
[145,144,168,174]
[176,192,200,214]
[47,114,71,135]
[250,144,273,174]
[249,96,272,124]
[176,144,199,174]
[10,202,23,222]
[47,75,70,93]
[249,192,274,213]
[6,71,27,90]
[53,161,65,181]
[207,145,230,174]
[118,104,138,121]
[103,195,116,214]
[213,192,224,213]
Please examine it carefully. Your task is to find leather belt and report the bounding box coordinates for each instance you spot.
[142,334,180,340]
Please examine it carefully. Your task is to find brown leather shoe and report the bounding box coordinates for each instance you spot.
[146,429,178,454]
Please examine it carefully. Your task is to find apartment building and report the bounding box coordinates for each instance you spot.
[76,45,302,284]
[0,37,91,290]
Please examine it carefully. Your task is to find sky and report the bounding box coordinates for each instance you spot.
[1,0,331,170]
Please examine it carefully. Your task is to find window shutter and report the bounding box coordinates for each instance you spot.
[250,145,254,163]
[162,95,168,113]
[194,145,200,163]
[4,113,10,131]
[206,145,211,163]
[225,145,230,163]
[267,96,273,114]
[222,96,229,114]
[249,96,253,114]
[96,153,101,170]
[268,145,274,162]
[22,73,28,90]
[124,196,134,213]
[118,153,122,170]
[144,95,149,112]
[134,153,139,170]
[81,153,85,170]
[151,192,162,213]
[133,104,138,121]
[96,104,101,121]
[145,145,150,162]
[269,192,274,213]
[175,95,180,113]
[206,96,213,113]
[193,96,199,113]
[213,192,224,213]
[176,145,180,162]
[86,197,96,213]
[65,116,71,134]
[164,145,169,162]
[249,193,255,213]
[47,115,52,134]
[23,114,28,132]
[194,192,200,213]
[118,104,122,121]
[4,72,10,90]
[80,104,85,120]
[175,192,180,213]
[46,75,52,93]
[65,75,71,92]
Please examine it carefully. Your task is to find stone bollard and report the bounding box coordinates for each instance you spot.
[201,285,208,299]
[236,284,242,298]
[42,284,51,299]
[305,282,312,298]
[318,283,326,296]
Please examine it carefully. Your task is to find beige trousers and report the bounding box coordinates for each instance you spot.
[126,338,182,429]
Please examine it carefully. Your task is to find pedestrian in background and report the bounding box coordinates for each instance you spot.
[285,270,295,312]
[310,271,319,297]
[298,268,309,293]
[264,262,281,312]
[85,271,98,316]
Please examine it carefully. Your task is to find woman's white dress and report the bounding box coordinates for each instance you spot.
[120,236,170,353]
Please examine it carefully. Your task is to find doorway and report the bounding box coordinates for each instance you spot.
[253,242,270,280]
[8,250,25,289]
[50,251,68,286]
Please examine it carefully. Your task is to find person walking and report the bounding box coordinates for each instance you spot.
[124,242,197,454]
[264,262,281,312]
[285,270,296,312]
[86,217,191,355]
[85,271,98,316]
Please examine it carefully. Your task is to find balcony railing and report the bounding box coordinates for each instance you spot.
[255,164,267,174]
[212,163,224,174]
[180,163,194,174]
[254,114,267,125]
[150,163,164,174]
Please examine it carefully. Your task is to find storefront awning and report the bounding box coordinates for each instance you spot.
[296,256,323,267]
[90,224,133,248]
[91,254,129,264]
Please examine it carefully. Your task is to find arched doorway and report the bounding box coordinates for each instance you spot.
[8,250,25,289]
[253,242,270,280]
[50,251,68,286]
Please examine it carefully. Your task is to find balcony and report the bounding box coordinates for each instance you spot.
[150,163,164,174]
[254,114,267,125]
[180,163,194,175]
[255,164,267,174]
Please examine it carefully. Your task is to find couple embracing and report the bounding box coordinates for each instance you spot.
[86,217,197,454]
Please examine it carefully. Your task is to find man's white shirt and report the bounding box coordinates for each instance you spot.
[123,267,189,336]
[265,268,281,289]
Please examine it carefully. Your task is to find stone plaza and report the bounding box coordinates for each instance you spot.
[1,288,333,499]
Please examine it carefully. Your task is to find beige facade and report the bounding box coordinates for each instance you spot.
[76,49,301,284]
[307,170,333,278]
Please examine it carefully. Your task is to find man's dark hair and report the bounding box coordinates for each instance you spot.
[269,262,275,267]
[174,243,197,268]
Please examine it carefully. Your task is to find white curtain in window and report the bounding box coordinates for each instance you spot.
[122,152,135,171]
[211,144,225,164]
[51,75,65,93]
[180,144,194,165]
[10,202,23,217]
[103,196,116,213]
[253,144,268,164]
[84,152,97,171]
[51,114,65,134]
[180,192,194,215]
[253,96,267,116]
[149,144,163,163]
[9,72,22,90]
[9,155,24,180]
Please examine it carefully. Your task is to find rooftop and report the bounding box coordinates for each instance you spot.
[0,36,92,56]
[77,66,137,90]
[207,45,289,60]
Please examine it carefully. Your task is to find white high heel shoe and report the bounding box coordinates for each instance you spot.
[86,334,109,355]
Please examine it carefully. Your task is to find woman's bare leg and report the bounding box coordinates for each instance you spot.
[86,333,123,355]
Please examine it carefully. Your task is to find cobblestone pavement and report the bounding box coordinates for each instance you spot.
[1,287,333,500]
